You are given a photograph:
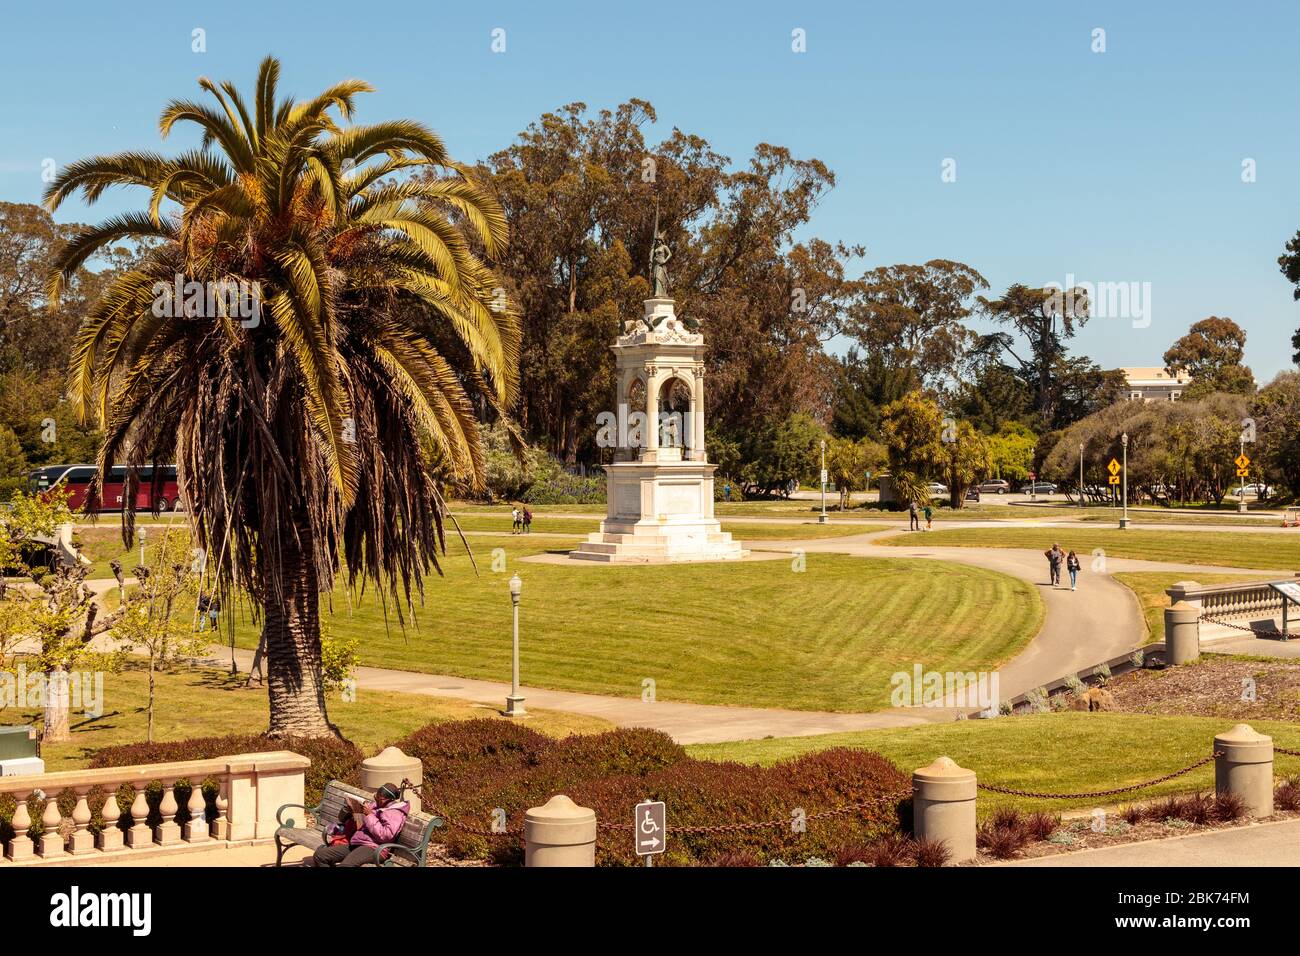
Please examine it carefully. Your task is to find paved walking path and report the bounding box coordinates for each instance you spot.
[1001,816,1300,867]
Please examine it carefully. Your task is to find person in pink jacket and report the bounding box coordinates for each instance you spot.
[307,783,410,867]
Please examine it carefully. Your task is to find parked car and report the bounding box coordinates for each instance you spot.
[1019,481,1058,495]
[1240,482,1270,496]
[927,482,949,495]
[977,479,1010,494]
[965,487,981,502]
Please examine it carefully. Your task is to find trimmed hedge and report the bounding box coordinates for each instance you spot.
[2,722,910,866]
[394,720,910,866]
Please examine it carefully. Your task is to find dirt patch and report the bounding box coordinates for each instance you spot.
[1106,656,1300,721]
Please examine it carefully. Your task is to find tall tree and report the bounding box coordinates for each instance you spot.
[46,57,519,736]
[1278,231,1300,365]
[844,259,986,391]
[978,283,1090,424]
[1163,316,1254,396]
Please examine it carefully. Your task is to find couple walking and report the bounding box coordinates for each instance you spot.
[1044,543,1081,590]
[907,499,932,531]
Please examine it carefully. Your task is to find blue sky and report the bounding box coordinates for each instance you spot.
[2,0,1297,379]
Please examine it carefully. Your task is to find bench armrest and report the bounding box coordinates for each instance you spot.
[276,801,321,829]
[373,816,444,867]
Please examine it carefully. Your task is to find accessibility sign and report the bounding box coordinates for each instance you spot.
[634,800,666,857]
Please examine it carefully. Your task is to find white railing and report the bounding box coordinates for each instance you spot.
[1166,579,1292,622]
[0,750,308,864]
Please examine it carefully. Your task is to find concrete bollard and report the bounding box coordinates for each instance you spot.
[359,746,423,813]
[1164,601,1200,665]
[1215,724,1273,818]
[912,756,977,864]
[524,794,596,867]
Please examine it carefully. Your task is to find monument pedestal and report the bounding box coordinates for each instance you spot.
[570,459,747,563]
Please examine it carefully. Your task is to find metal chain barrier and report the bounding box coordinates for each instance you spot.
[407,744,1289,836]
[403,779,912,839]
[1201,615,1290,640]
[976,754,1221,800]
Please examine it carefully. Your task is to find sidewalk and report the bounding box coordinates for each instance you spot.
[1001,816,1300,867]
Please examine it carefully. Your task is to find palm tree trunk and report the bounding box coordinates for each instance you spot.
[263,517,335,738]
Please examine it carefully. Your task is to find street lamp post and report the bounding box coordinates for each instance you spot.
[505,574,526,717]
[1078,444,1085,509]
[138,526,147,567]
[1119,433,1130,530]
[819,439,828,524]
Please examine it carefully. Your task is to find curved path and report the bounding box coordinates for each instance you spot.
[69,520,1296,745]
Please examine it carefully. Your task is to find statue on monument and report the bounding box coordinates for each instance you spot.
[650,227,672,298]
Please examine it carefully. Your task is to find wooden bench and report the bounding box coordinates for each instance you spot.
[275,780,444,867]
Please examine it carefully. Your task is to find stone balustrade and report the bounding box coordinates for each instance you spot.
[0,750,308,865]
[1166,577,1296,625]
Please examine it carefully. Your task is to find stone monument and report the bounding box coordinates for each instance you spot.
[569,219,746,564]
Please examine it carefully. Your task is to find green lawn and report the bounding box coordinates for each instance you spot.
[688,712,1300,814]
[221,541,1042,713]
[2,659,614,772]
[1113,571,1282,643]
[879,526,1300,570]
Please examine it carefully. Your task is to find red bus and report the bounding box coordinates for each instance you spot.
[27,464,183,513]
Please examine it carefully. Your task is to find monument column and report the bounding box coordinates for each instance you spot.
[643,368,659,457]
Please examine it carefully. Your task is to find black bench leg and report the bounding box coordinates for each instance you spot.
[275,838,288,867]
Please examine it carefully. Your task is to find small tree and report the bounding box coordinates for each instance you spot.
[111,527,203,742]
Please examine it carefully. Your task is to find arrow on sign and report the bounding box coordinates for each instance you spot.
[639,836,660,850]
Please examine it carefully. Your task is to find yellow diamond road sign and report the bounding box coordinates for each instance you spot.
[1107,458,1121,476]
[1235,453,1251,470]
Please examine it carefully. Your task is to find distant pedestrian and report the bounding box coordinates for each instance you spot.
[723,482,731,502]
[207,594,221,630]
[1066,550,1081,591]
[511,507,521,534]
[196,591,211,632]
[923,504,933,530]
[522,507,533,534]
[908,500,920,531]
[1044,543,1064,587]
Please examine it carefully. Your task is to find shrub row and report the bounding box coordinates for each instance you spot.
[393,720,911,866]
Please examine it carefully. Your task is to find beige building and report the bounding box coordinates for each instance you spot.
[1120,366,1192,402]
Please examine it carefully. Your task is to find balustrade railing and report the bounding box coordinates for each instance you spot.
[0,750,307,864]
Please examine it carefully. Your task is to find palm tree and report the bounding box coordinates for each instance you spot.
[44,57,519,736]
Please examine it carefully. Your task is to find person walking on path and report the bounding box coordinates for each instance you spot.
[522,506,533,534]
[908,499,920,531]
[1066,550,1081,591]
[923,504,933,530]
[1044,543,1065,587]
[511,506,520,534]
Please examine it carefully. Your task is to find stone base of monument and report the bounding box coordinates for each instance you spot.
[569,460,748,564]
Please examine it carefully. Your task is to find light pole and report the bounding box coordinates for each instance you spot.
[818,439,828,524]
[138,526,147,567]
[1119,432,1130,530]
[1078,444,1084,509]
[505,574,526,717]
